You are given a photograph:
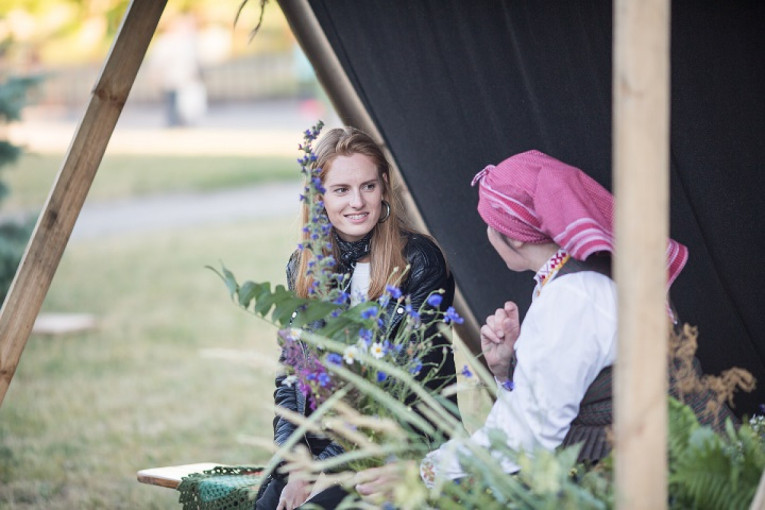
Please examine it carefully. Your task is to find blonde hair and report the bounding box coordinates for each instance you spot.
[295,126,410,299]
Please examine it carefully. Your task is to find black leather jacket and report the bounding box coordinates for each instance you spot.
[272,232,457,465]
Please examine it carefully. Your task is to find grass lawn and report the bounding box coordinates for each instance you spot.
[2,153,296,212]
[0,215,300,509]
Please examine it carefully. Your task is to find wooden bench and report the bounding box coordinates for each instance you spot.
[137,463,223,490]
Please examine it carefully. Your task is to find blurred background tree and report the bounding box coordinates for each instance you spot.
[0,73,39,304]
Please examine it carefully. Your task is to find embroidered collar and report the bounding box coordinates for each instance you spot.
[533,248,571,296]
[335,231,373,271]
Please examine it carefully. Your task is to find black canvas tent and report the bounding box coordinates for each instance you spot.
[282,0,765,418]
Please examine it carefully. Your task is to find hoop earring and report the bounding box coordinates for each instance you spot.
[378,200,391,223]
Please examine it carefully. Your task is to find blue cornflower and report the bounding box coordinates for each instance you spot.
[361,307,377,319]
[377,294,390,307]
[409,359,422,375]
[502,380,515,391]
[405,304,419,320]
[427,294,443,307]
[376,371,388,383]
[318,372,331,387]
[359,328,373,344]
[333,292,350,305]
[326,353,343,365]
[444,306,464,324]
[385,285,403,299]
[461,365,473,378]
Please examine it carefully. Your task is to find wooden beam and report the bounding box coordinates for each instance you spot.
[613,0,670,508]
[0,0,168,406]
[277,0,481,351]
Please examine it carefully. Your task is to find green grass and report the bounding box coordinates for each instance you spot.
[2,153,296,211]
[0,215,302,509]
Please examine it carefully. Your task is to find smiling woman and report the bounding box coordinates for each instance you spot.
[253,125,460,510]
[321,153,384,242]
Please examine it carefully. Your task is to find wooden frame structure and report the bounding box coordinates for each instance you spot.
[1,1,757,507]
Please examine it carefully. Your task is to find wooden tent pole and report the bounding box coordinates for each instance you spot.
[0,0,168,406]
[613,0,670,508]
[277,0,481,351]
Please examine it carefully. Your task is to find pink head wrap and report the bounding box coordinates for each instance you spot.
[471,150,688,288]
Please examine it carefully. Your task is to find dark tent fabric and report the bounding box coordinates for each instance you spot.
[306,0,765,417]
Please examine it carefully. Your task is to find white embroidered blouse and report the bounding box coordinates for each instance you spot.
[420,255,618,486]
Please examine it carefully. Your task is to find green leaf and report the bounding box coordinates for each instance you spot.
[236,280,258,308]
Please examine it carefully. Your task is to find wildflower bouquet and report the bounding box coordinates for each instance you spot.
[210,122,463,472]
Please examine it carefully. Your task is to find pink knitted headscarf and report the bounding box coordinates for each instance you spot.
[471,150,688,288]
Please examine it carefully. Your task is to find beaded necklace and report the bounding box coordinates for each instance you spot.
[533,248,571,297]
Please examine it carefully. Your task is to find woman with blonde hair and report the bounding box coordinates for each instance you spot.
[255,126,458,510]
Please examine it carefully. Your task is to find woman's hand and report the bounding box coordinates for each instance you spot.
[354,462,413,502]
[277,475,312,510]
[480,301,520,381]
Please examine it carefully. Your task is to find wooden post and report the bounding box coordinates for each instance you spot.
[613,0,670,508]
[0,0,167,406]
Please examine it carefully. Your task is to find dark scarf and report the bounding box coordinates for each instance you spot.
[335,231,373,272]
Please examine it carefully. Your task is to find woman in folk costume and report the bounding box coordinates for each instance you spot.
[417,149,689,485]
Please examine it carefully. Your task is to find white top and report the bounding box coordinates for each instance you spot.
[350,262,371,306]
[421,267,618,484]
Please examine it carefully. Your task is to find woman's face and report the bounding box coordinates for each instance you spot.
[487,226,527,272]
[322,153,385,241]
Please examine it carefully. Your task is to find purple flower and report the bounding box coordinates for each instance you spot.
[461,365,472,378]
[376,371,387,383]
[326,353,343,365]
[427,294,443,307]
[405,304,419,320]
[318,372,331,387]
[444,306,464,324]
[385,285,403,299]
[359,328,373,345]
[333,292,350,305]
[361,307,377,319]
[502,380,515,391]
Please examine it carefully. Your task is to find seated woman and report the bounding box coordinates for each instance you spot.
[356,149,693,493]
[255,126,458,510]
